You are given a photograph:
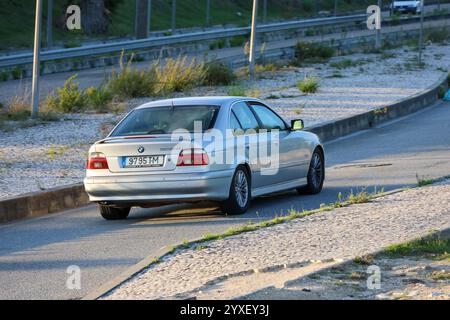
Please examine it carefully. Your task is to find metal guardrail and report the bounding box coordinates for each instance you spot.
[0,14,367,68]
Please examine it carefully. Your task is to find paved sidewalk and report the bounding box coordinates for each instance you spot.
[103,180,450,300]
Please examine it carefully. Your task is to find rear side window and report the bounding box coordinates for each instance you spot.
[111,105,220,136]
[230,111,242,130]
[232,102,259,130]
[249,103,287,131]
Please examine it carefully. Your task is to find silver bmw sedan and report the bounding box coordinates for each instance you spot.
[84,97,325,220]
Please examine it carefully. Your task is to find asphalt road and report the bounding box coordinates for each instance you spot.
[1,100,450,300]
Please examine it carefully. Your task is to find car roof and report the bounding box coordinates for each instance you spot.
[135,96,260,109]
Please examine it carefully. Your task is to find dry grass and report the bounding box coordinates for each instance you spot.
[153,56,206,95]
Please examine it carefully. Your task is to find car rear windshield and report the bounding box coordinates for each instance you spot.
[110,105,220,136]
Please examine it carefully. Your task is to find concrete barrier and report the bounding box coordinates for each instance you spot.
[307,74,449,142]
[0,74,448,224]
[0,184,88,223]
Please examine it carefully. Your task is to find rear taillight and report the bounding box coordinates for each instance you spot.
[87,152,109,170]
[177,149,209,166]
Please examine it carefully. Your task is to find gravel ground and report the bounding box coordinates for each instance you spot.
[103,180,450,300]
[240,255,450,300]
[0,43,449,199]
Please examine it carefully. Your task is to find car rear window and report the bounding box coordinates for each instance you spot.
[110,105,220,136]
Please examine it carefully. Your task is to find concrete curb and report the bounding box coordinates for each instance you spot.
[0,74,448,224]
[82,236,205,300]
[0,183,88,224]
[306,73,449,143]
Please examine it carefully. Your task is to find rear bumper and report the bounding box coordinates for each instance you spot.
[84,169,234,204]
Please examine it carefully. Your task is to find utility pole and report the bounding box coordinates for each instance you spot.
[46,0,53,47]
[249,0,258,77]
[263,0,267,24]
[376,0,382,49]
[31,0,43,118]
[171,0,176,31]
[206,0,211,26]
[148,0,152,33]
[418,0,425,64]
[135,0,150,39]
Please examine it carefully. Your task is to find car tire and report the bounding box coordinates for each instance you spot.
[99,205,131,220]
[221,166,251,215]
[297,148,325,195]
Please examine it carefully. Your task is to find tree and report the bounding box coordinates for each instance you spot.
[80,0,109,34]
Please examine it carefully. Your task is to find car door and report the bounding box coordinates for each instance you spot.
[247,101,308,184]
[230,102,267,189]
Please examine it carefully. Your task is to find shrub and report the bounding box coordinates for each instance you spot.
[227,85,246,96]
[86,85,113,112]
[229,35,247,47]
[255,63,279,73]
[4,95,30,120]
[0,95,59,122]
[209,39,226,50]
[107,53,155,99]
[0,71,8,81]
[294,42,334,65]
[204,62,236,86]
[297,77,320,93]
[153,56,206,95]
[425,27,450,43]
[12,66,23,80]
[46,74,87,113]
[226,85,260,98]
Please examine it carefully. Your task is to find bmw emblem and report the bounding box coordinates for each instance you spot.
[138,146,145,153]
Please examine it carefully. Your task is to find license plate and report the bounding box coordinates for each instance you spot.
[124,155,164,168]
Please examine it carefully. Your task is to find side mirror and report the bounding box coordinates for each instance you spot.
[291,119,304,131]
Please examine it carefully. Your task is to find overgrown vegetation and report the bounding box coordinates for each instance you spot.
[416,174,434,187]
[384,235,450,259]
[85,85,114,113]
[106,53,156,99]
[226,85,261,98]
[0,93,60,130]
[45,75,88,113]
[297,76,320,93]
[425,27,450,44]
[204,61,236,86]
[294,42,334,65]
[330,58,372,69]
[346,190,371,204]
[353,255,375,265]
[153,56,206,95]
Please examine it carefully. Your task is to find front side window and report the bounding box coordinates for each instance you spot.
[110,105,220,136]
